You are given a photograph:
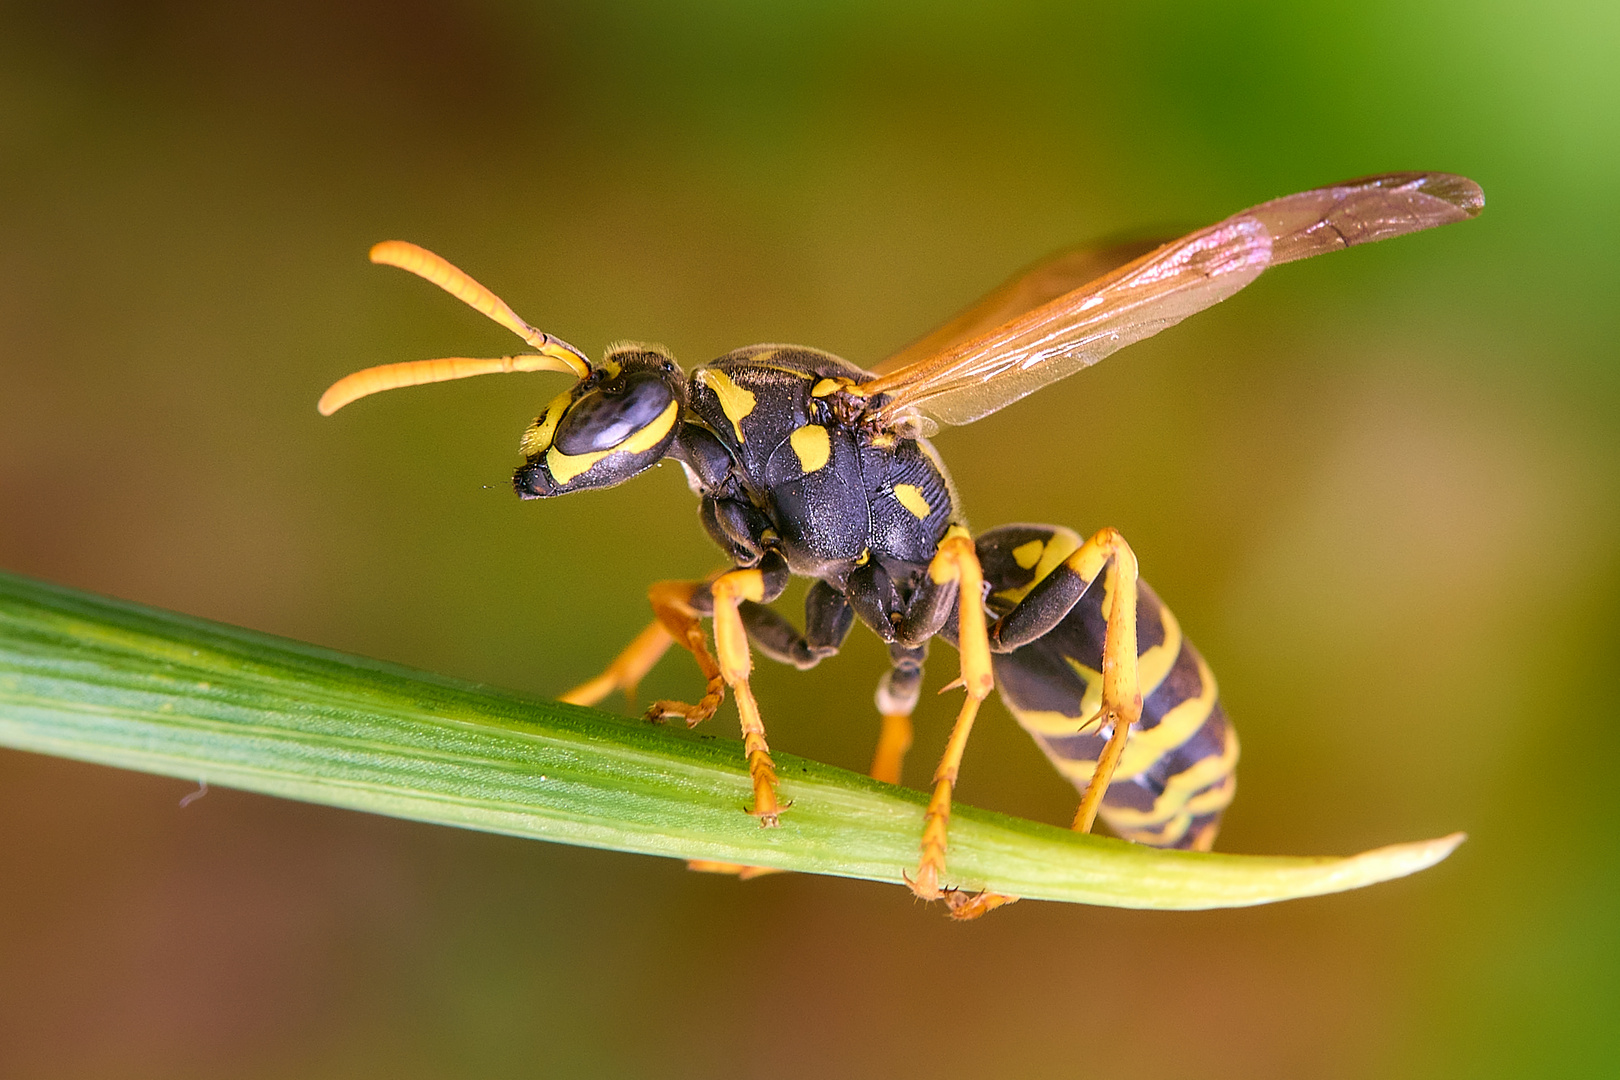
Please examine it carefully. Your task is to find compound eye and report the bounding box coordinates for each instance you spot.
[552,372,675,455]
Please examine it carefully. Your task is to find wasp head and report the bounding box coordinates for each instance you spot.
[512,344,685,498]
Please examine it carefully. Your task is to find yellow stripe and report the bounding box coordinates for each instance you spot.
[1184,770,1238,815]
[545,399,678,484]
[1007,704,1096,738]
[698,368,756,443]
[1005,649,1223,786]
[1114,651,1218,779]
[1011,539,1044,569]
[1100,723,1239,830]
[1136,602,1182,700]
[994,527,1081,606]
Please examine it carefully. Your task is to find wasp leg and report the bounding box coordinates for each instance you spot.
[909,527,996,902]
[647,553,792,825]
[985,527,1144,834]
[611,579,724,726]
[684,859,784,879]
[737,579,854,670]
[564,575,849,711]
[559,619,675,707]
[870,644,925,784]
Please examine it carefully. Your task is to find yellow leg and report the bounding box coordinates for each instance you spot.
[559,620,674,707]
[869,713,914,785]
[1061,528,1144,835]
[908,528,1003,905]
[685,860,785,879]
[643,580,728,727]
[707,569,784,825]
[641,569,783,825]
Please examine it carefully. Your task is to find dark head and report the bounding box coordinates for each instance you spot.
[513,344,684,498]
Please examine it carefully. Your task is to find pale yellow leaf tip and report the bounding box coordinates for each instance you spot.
[1342,830,1467,884]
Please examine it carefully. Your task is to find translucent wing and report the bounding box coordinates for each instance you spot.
[871,238,1162,377]
[861,172,1483,429]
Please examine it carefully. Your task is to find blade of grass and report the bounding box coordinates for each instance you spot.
[0,571,1461,909]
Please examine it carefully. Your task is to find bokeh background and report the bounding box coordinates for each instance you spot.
[2,1,1616,1076]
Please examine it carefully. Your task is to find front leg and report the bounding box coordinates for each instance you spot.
[647,552,793,825]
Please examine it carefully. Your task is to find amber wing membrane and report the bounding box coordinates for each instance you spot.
[872,239,1162,377]
[860,173,1483,429]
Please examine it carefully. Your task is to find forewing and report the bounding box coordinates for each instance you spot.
[862,172,1482,429]
[871,239,1162,377]
[1248,172,1484,266]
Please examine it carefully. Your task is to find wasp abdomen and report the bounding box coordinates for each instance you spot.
[977,524,1238,851]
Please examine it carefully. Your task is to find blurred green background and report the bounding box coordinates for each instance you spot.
[2,1,1616,1076]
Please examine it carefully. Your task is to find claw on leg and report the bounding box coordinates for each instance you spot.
[945,888,1020,921]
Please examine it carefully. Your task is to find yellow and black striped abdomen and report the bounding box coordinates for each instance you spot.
[976,525,1238,851]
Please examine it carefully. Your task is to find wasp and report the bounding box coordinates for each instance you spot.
[321,172,1483,915]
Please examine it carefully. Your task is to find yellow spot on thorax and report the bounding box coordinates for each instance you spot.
[697,368,756,443]
[893,484,932,519]
[545,398,679,484]
[1011,540,1044,569]
[811,377,866,398]
[789,424,831,473]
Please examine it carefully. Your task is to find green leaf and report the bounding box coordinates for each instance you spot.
[0,570,1461,909]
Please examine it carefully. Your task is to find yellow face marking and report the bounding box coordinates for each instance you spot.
[788,424,831,473]
[544,398,679,484]
[698,368,756,443]
[519,388,577,458]
[1011,540,1044,570]
[893,484,931,520]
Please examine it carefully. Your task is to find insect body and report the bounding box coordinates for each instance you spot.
[321,173,1483,912]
